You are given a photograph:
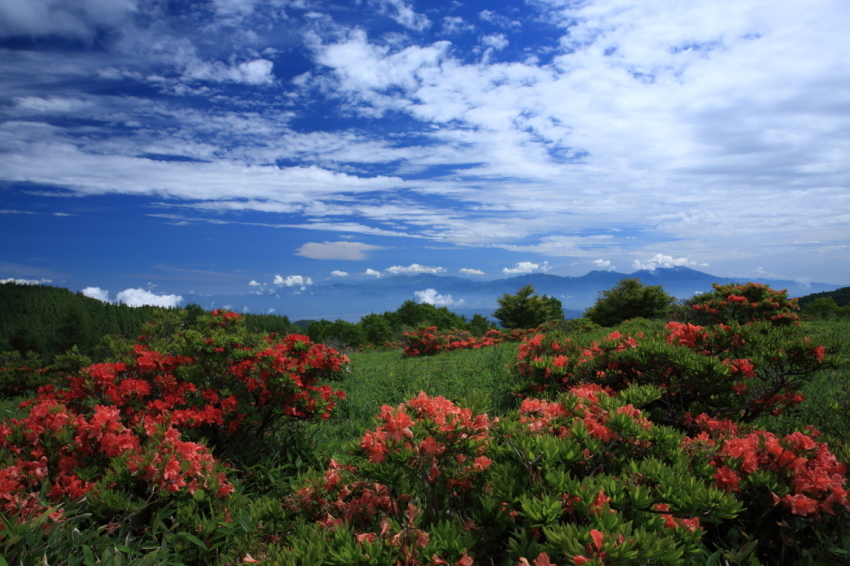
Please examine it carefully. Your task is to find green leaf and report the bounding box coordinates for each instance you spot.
[182,534,207,550]
[239,509,253,533]
[82,544,96,566]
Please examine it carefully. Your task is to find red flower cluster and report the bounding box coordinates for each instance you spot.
[513,317,828,424]
[402,326,548,357]
[687,282,801,326]
[286,393,493,562]
[0,397,231,528]
[402,327,504,357]
[0,310,349,532]
[683,414,850,518]
[518,384,649,445]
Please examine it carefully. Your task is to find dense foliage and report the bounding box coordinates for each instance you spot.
[0,282,162,358]
[493,285,565,330]
[583,278,676,327]
[796,286,850,310]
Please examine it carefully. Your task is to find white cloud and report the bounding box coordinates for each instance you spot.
[233,59,275,85]
[502,261,552,275]
[1,277,52,285]
[115,288,183,308]
[0,146,407,204]
[273,275,313,288]
[459,268,485,276]
[81,286,110,302]
[592,259,615,271]
[414,288,465,307]
[370,0,431,31]
[442,16,474,35]
[364,268,382,277]
[331,270,349,277]
[248,280,262,286]
[385,263,446,275]
[481,34,508,51]
[632,254,707,271]
[296,241,385,260]
[478,9,519,29]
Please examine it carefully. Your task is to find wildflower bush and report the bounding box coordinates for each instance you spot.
[680,282,801,326]
[402,326,549,358]
[0,309,349,563]
[279,385,849,565]
[514,321,834,427]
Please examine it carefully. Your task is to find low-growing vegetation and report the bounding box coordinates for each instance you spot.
[1,282,850,565]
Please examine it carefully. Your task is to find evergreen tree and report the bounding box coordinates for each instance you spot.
[10,325,43,355]
[583,278,675,327]
[492,285,564,329]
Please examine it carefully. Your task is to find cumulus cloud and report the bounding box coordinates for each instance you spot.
[459,268,485,276]
[248,280,262,286]
[632,254,707,271]
[234,59,274,85]
[115,288,183,308]
[296,241,385,260]
[331,270,349,277]
[81,286,110,302]
[385,263,446,275]
[273,275,313,288]
[502,261,551,275]
[480,33,508,51]
[364,269,382,277]
[414,288,465,307]
[592,259,615,271]
[1,277,52,285]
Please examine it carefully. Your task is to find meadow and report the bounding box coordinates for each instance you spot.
[2,291,850,565]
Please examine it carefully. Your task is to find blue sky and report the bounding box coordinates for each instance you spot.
[1,0,849,308]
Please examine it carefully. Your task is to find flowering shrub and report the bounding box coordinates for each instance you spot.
[283,392,493,564]
[682,282,801,326]
[402,326,548,357]
[0,398,232,528]
[279,386,850,564]
[683,413,849,518]
[90,309,349,455]
[0,348,91,399]
[513,320,833,426]
[0,309,348,560]
[402,327,504,357]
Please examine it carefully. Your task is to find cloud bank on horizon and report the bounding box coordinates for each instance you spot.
[1,0,849,300]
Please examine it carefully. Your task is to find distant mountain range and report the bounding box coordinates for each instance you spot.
[183,267,844,322]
